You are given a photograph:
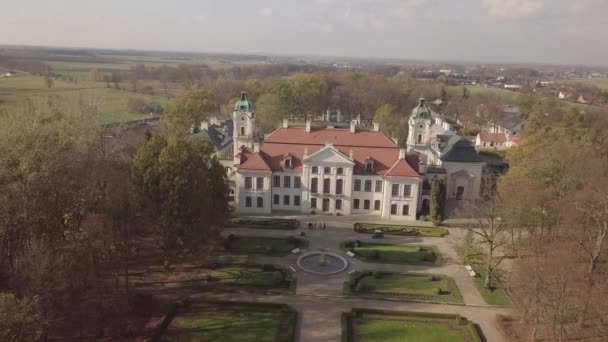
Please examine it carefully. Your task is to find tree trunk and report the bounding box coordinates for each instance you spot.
[484,248,493,290]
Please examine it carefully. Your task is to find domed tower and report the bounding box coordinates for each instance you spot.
[232,91,256,149]
[407,97,433,152]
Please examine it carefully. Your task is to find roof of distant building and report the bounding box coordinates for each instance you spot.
[237,152,272,173]
[478,132,507,143]
[196,119,234,151]
[494,109,525,132]
[436,133,483,163]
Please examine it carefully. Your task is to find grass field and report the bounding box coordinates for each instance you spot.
[354,223,449,237]
[225,236,308,255]
[346,272,463,303]
[447,85,520,102]
[159,301,296,342]
[343,309,482,342]
[563,77,608,91]
[343,242,438,264]
[457,243,511,306]
[142,264,294,291]
[0,73,170,123]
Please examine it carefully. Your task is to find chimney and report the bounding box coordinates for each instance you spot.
[201,121,209,131]
[305,119,312,133]
[253,142,260,153]
[303,147,309,158]
[283,118,289,128]
[349,149,354,159]
[373,122,380,132]
[325,142,333,148]
[350,120,356,134]
[392,137,399,146]
[399,148,406,159]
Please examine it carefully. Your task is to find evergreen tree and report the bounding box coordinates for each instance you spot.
[430,178,446,226]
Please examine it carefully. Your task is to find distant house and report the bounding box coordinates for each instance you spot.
[504,84,522,90]
[558,91,573,100]
[477,107,526,150]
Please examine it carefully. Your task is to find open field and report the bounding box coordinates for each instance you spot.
[563,77,608,91]
[156,301,297,342]
[345,272,463,303]
[343,309,482,342]
[447,85,520,102]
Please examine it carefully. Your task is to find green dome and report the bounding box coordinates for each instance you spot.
[411,97,432,119]
[234,91,255,112]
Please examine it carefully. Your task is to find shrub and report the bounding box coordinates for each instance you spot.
[369,250,380,260]
[223,241,232,251]
[428,275,438,281]
[373,271,383,279]
[355,281,367,292]
[261,265,275,272]
[264,246,276,255]
[227,233,236,241]
[435,288,442,295]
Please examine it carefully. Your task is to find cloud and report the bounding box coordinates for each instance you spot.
[257,8,273,17]
[482,0,544,19]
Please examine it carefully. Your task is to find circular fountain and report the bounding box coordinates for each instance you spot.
[297,250,348,275]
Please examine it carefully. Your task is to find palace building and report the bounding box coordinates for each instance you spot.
[214,92,485,220]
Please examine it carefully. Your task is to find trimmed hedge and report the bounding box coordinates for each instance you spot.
[226,217,300,230]
[354,223,448,237]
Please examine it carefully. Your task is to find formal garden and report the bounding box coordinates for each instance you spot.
[354,222,449,237]
[342,241,439,264]
[225,216,300,230]
[342,309,483,342]
[136,263,296,293]
[344,272,463,303]
[152,300,297,342]
[223,235,308,255]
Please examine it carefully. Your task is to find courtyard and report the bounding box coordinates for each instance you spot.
[148,215,512,341]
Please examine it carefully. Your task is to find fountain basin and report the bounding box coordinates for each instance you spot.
[297,251,348,275]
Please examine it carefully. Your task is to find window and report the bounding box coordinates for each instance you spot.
[294,196,301,206]
[417,133,423,143]
[323,179,331,194]
[257,197,264,208]
[391,204,397,215]
[245,177,252,190]
[403,184,412,197]
[240,127,245,136]
[364,180,372,192]
[353,199,360,209]
[365,160,374,173]
[337,167,344,175]
[375,180,383,193]
[402,205,410,216]
[284,176,291,188]
[256,177,264,190]
[324,167,331,174]
[311,178,318,193]
[245,197,252,207]
[273,175,281,187]
[311,198,317,209]
[374,200,381,210]
[294,176,301,188]
[336,179,344,195]
[335,199,342,210]
[284,195,290,205]
[354,179,362,191]
[392,184,399,197]
[312,166,319,174]
[364,200,370,210]
[273,195,280,205]
[284,156,293,169]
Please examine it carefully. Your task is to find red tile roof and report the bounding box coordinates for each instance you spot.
[385,158,420,178]
[237,152,272,173]
[238,127,416,176]
[479,132,507,143]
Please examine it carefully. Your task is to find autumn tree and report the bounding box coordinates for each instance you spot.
[132,133,229,266]
[163,86,219,134]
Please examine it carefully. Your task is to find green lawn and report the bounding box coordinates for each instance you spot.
[225,236,307,255]
[344,309,482,342]
[143,264,294,291]
[160,302,296,342]
[354,223,448,237]
[226,216,300,229]
[457,243,511,306]
[346,272,463,303]
[343,242,438,264]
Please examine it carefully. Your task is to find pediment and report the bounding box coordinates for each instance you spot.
[450,169,475,179]
[303,146,354,165]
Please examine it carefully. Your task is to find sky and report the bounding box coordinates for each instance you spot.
[2,0,607,65]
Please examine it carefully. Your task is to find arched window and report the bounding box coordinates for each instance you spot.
[390,204,397,215]
[402,205,410,216]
